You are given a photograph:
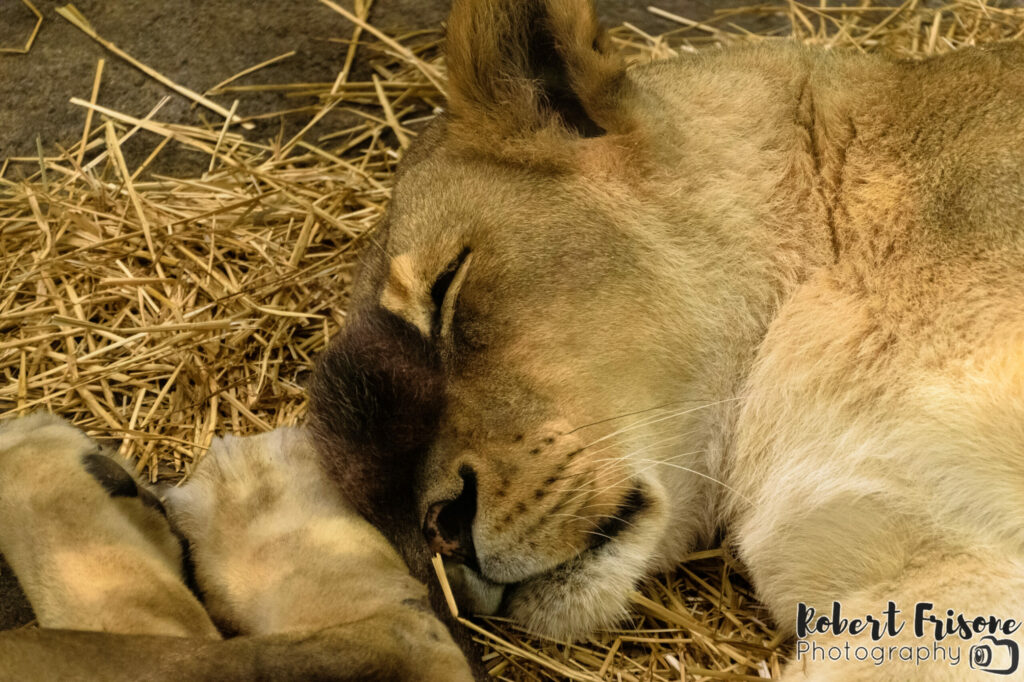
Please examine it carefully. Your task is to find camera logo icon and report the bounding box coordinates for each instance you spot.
[970,636,1020,675]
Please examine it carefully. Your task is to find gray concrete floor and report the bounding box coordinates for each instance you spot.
[0,0,782,176]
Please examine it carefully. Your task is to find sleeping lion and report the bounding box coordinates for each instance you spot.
[308,0,1024,678]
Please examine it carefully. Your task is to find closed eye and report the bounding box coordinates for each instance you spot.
[431,247,471,337]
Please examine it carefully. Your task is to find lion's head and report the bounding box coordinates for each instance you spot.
[308,0,768,637]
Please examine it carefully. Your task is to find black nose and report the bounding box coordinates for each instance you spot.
[424,467,479,570]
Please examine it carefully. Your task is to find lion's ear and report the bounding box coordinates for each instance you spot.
[445,0,628,138]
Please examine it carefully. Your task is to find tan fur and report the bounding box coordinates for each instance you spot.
[381,253,435,336]
[0,413,218,638]
[443,0,633,162]
[348,1,1024,674]
[163,428,472,680]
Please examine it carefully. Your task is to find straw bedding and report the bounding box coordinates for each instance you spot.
[2,2,1022,679]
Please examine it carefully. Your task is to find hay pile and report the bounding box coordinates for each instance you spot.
[2,2,1023,679]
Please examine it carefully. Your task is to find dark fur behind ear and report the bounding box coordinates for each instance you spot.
[445,0,627,138]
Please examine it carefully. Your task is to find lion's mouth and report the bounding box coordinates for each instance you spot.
[586,486,649,552]
[426,467,650,588]
[437,481,657,629]
[470,485,651,583]
[445,489,647,618]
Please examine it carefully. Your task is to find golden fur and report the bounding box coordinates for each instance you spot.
[309,1,1024,677]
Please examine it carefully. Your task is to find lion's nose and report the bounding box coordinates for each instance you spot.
[423,466,479,570]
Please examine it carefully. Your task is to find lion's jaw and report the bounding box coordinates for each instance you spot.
[424,405,682,638]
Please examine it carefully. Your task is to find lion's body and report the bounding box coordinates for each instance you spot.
[707,44,1024,678]
[626,40,1024,619]
[310,3,1024,678]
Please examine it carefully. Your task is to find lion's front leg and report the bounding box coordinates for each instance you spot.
[732,271,1024,680]
[0,413,218,638]
[162,427,473,680]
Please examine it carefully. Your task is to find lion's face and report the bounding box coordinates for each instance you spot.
[349,136,699,636]
[390,146,694,633]
[311,0,721,637]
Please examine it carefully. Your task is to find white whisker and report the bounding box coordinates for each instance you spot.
[570,397,742,457]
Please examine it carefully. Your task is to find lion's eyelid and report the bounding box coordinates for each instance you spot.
[436,249,473,339]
